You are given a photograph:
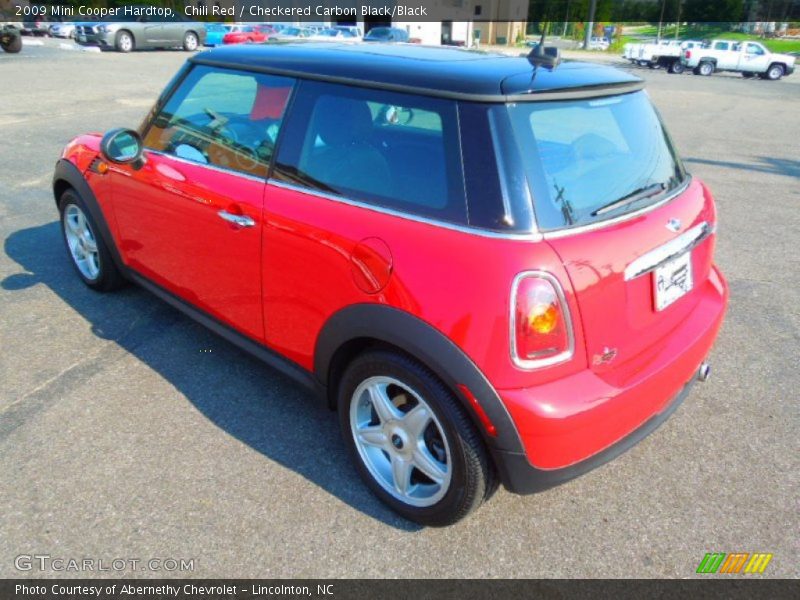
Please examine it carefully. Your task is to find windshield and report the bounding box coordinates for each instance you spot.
[507,90,686,231]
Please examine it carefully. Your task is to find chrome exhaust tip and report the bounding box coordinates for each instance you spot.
[697,362,711,382]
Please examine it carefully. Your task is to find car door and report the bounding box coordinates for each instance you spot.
[138,16,164,46]
[741,42,769,72]
[110,65,295,341]
[163,12,187,46]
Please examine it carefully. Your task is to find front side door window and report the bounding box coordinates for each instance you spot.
[144,65,293,179]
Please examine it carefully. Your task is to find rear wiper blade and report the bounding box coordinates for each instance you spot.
[591,182,666,217]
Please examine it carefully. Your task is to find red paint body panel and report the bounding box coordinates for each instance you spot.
[260,183,587,386]
[223,31,267,44]
[500,266,727,469]
[545,179,716,373]
[109,151,265,341]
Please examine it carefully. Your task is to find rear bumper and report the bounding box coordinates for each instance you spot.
[495,379,695,493]
[494,264,728,494]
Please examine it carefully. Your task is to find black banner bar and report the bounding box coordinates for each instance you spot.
[1,579,798,600]
[3,0,800,23]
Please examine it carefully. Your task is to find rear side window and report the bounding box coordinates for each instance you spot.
[143,65,294,178]
[274,80,467,225]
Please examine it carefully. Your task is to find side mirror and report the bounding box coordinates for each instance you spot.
[100,128,146,170]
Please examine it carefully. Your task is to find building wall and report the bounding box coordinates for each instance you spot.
[182,0,528,46]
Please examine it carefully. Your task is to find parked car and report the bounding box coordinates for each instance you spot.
[584,36,610,50]
[1,22,22,52]
[222,25,270,45]
[363,27,409,43]
[334,25,362,38]
[204,23,231,47]
[682,39,796,79]
[309,27,360,41]
[271,26,313,40]
[75,16,206,52]
[22,19,50,36]
[623,39,704,73]
[49,22,76,39]
[53,43,727,526]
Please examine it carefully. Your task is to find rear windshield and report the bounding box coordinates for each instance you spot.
[507,91,686,232]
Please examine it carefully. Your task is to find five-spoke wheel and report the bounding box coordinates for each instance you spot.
[59,189,125,292]
[350,376,452,507]
[339,350,495,526]
[63,204,100,281]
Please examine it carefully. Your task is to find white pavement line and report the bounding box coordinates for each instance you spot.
[23,39,44,46]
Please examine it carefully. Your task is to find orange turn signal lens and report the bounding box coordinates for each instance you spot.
[528,303,559,334]
[512,273,572,366]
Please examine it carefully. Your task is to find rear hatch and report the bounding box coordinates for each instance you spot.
[506,90,716,376]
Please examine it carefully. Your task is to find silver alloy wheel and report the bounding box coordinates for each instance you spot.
[350,376,452,507]
[700,62,713,76]
[118,32,132,52]
[63,204,100,281]
[767,65,782,80]
[184,32,198,51]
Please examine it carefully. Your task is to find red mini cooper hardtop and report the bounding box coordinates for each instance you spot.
[53,43,728,526]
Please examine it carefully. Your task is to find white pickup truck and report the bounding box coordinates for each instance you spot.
[623,39,704,73]
[681,39,796,80]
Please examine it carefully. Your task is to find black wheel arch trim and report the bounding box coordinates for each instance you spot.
[314,303,526,456]
[53,159,126,273]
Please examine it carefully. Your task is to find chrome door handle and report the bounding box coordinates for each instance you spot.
[217,210,255,228]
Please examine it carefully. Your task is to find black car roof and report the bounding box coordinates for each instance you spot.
[191,42,643,102]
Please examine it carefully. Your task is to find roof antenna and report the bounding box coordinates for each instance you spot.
[527,24,561,68]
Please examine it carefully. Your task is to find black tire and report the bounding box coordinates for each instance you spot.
[338,350,495,526]
[1,35,22,53]
[698,61,714,76]
[668,61,685,74]
[182,31,199,52]
[115,30,134,53]
[59,189,126,292]
[765,63,784,81]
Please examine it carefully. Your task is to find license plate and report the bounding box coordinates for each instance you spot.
[654,252,693,311]
[77,35,86,42]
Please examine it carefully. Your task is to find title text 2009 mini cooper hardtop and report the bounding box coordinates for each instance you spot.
[53,43,728,526]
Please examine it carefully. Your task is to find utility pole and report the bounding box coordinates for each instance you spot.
[675,0,682,40]
[657,0,667,41]
[562,0,571,37]
[583,0,597,50]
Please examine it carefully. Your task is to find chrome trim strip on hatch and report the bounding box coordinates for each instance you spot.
[624,221,715,281]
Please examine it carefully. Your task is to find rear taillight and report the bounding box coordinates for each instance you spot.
[511,272,574,369]
[685,50,692,59]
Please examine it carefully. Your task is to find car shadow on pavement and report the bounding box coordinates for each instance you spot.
[685,156,800,180]
[3,221,421,532]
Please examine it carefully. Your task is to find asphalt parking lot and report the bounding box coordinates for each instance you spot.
[1,38,798,578]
